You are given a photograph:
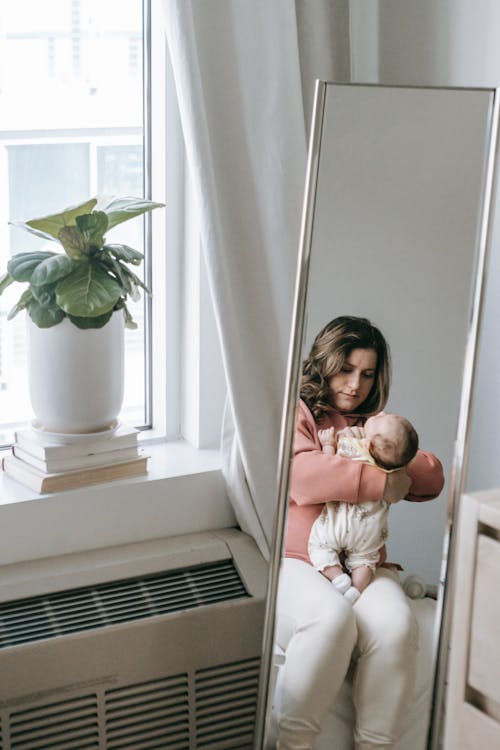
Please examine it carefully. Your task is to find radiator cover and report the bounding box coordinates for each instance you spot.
[0,529,267,750]
[0,559,249,649]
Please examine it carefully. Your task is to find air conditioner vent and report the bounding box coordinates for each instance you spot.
[0,560,249,649]
[105,673,190,750]
[9,693,99,750]
[194,657,260,749]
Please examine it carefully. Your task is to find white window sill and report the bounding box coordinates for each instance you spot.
[0,439,236,567]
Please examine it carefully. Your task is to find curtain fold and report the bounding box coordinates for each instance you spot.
[163,0,351,558]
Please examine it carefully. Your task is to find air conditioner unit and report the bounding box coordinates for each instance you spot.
[0,528,268,750]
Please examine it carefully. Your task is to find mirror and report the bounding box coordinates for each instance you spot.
[255,83,499,749]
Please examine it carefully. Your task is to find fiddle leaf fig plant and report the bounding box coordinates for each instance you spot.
[0,196,163,329]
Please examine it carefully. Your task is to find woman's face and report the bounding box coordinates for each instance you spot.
[328,347,377,413]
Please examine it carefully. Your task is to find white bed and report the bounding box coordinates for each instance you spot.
[267,597,437,750]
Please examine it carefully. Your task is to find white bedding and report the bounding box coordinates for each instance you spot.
[268,597,437,750]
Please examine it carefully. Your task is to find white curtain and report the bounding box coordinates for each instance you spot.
[163,0,351,558]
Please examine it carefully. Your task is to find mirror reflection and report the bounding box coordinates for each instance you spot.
[261,84,496,750]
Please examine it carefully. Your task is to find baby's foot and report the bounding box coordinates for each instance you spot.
[331,573,351,594]
[344,586,361,604]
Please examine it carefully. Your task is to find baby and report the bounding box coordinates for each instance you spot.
[308,413,419,604]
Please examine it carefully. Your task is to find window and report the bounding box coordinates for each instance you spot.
[0,0,226,454]
[0,0,149,443]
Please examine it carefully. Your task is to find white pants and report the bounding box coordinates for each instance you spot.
[308,501,389,572]
[275,558,417,750]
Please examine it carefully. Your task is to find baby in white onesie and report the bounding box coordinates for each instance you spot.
[308,413,418,604]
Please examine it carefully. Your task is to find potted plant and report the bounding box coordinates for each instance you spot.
[0,196,163,434]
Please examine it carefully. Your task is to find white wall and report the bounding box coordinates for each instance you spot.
[374,2,500,493]
[305,84,492,583]
[349,0,500,538]
[181,172,226,450]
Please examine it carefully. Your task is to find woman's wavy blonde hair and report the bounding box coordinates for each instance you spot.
[300,316,391,422]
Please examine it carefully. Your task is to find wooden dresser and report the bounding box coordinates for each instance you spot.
[443,489,500,748]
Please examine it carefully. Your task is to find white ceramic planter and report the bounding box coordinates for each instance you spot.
[27,311,124,434]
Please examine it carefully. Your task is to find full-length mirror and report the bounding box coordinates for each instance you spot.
[257,83,498,750]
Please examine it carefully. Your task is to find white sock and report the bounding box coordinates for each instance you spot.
[331,573,351,594]
[344,586,361,604]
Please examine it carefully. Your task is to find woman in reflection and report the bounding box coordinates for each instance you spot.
[276,316,444,750]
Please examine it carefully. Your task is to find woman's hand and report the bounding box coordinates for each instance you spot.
[383,468,412,504]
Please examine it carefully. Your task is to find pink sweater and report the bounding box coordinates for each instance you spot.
[284,399,445,565]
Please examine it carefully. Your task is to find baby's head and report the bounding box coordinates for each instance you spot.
[364,413,418,470]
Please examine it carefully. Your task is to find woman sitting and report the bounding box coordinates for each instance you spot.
[275,315,444,750]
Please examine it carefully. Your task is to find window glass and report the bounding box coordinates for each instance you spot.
[8,143,91,254]
[0,0,147,443]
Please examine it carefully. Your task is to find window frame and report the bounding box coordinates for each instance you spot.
[147,0,183,441]
[0,0,230,568]
[0,0,150,439]
[147,0,226,449]
[0,0,226,449]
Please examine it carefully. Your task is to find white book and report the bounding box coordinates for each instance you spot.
[13,424,139,460]
[12,444,141,473]
[3,454,148,494]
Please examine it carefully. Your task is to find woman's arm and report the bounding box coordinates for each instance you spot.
[405,450,445,502]
[290,402,386,506]
[290,401,444,506]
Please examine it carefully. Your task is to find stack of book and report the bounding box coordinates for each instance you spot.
[2,423,148,493]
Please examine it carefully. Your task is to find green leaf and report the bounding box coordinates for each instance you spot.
[103,258,149,297]
[7,288,34,320]
[128,281,141,302]
[100,255,139,300]
[27,301,66,328]
[7,251,57,282]
[55,260,122,317]
[76,211,108,248]
[14,198,98,242]
[105,243,143,265]
[121,301,138,330]
[30,282,57,308]
[97,196,164,231]
[68,310,114,329]
[30,254,74,286]
[58,225,89,259]
[0,272,14,296]
[121,264,151,295]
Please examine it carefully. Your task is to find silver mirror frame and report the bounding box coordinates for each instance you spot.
[254,79,327,748]
[428,85,500,747]
[254,80,500,750]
